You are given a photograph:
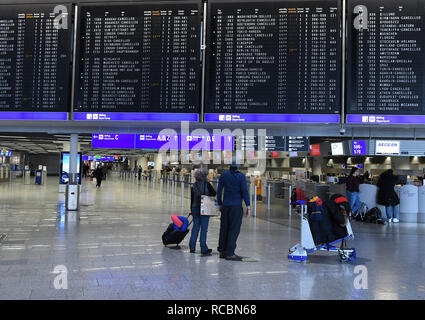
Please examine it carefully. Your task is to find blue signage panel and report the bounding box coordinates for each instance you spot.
[135,134,234,150]
[74,112,199,122]
[92,134,135,149]
[347,115,425,125]
[0,112,68,120]
[352,140,367,155]
[204,114,340,123]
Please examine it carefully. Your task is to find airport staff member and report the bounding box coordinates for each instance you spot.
[216,158,251,261]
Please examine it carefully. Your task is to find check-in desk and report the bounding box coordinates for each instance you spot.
[295,181,330,201]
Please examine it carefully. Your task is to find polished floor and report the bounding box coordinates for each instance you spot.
[0,173,425,300]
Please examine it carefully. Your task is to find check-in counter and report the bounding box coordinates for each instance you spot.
[328,183,346,197]
[294,181,330,201]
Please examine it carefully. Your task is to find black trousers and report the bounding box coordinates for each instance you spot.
[96,178,102,187]
[218,205,243,257]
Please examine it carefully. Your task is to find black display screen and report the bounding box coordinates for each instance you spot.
[74,1,201,113]
[347,0,425,115]
[0,4,71,112]
[205,0,341,115]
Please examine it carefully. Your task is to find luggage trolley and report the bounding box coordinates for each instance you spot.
[288,201,356,263]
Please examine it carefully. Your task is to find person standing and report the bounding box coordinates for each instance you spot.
[346,167,361,214]
[94,164,103,188]
[189,168,217,256]
[377,169,400,223]
[216,159,251,261]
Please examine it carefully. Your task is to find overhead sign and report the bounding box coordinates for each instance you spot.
[135,134,233,151]
[375,140,400,155]
[92,134,135,149]
[286,137,309,152]
[310,144,321,156]
[235,136,309,152]
[352,140,367,155]
[331,142,344,156]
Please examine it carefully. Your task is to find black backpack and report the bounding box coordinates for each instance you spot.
[365,207,384,224]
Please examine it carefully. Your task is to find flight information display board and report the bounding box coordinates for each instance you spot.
[204,0,341,123]
[0,4,71,120]
[346,0,425,124]
[235,135,309,151]
[74,1,201,122]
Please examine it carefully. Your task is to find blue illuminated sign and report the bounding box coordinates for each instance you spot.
[352,140,367,155]
[204,114,340,123]
[74,113,199,122]
[92,134,135,149]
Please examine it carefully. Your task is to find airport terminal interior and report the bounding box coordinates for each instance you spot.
[1,0,425,302]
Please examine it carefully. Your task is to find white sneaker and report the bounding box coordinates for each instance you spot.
[392,218,399,223]
[388,218,392,223]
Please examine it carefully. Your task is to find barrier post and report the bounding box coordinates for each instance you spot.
[181,181,184,208]
[267,183,271,211]
[288,185,292,216]
[250,179,254,205]
[254,185,257,217]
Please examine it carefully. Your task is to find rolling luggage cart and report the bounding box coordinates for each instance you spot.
[288,201,356,263]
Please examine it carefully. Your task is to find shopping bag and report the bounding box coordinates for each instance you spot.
[200,195,220,216]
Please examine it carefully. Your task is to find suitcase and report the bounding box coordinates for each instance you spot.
[162,214,192,246]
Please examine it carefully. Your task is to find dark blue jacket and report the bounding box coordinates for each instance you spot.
[217,169,250,207]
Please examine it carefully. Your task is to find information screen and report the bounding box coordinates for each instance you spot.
[74,1,201,122]
[235,136,309,151]
[60,152,82,184]
[331,142,344,155]
[346,0,425,124]
[0,4,71,119]
[351,140,367,155]
[204,0,341,123]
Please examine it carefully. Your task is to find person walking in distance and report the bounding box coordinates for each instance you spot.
[217,158,251,261]
[94,164,103,188]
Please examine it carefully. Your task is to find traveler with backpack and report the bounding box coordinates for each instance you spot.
[189,168,217,256]
[346,167,361,214]
[377,169,400,223]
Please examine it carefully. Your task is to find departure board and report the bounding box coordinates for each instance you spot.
[0,4,70,119]
[74,1,201,121]
[204,0,341,123]
[347,0,425,124]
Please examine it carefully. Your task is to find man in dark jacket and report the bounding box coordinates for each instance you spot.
[216,158,251,261]
[377,169,400,223]
[94,164,103,188]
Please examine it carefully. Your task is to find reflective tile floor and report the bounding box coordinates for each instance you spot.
[0,173,425,300]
